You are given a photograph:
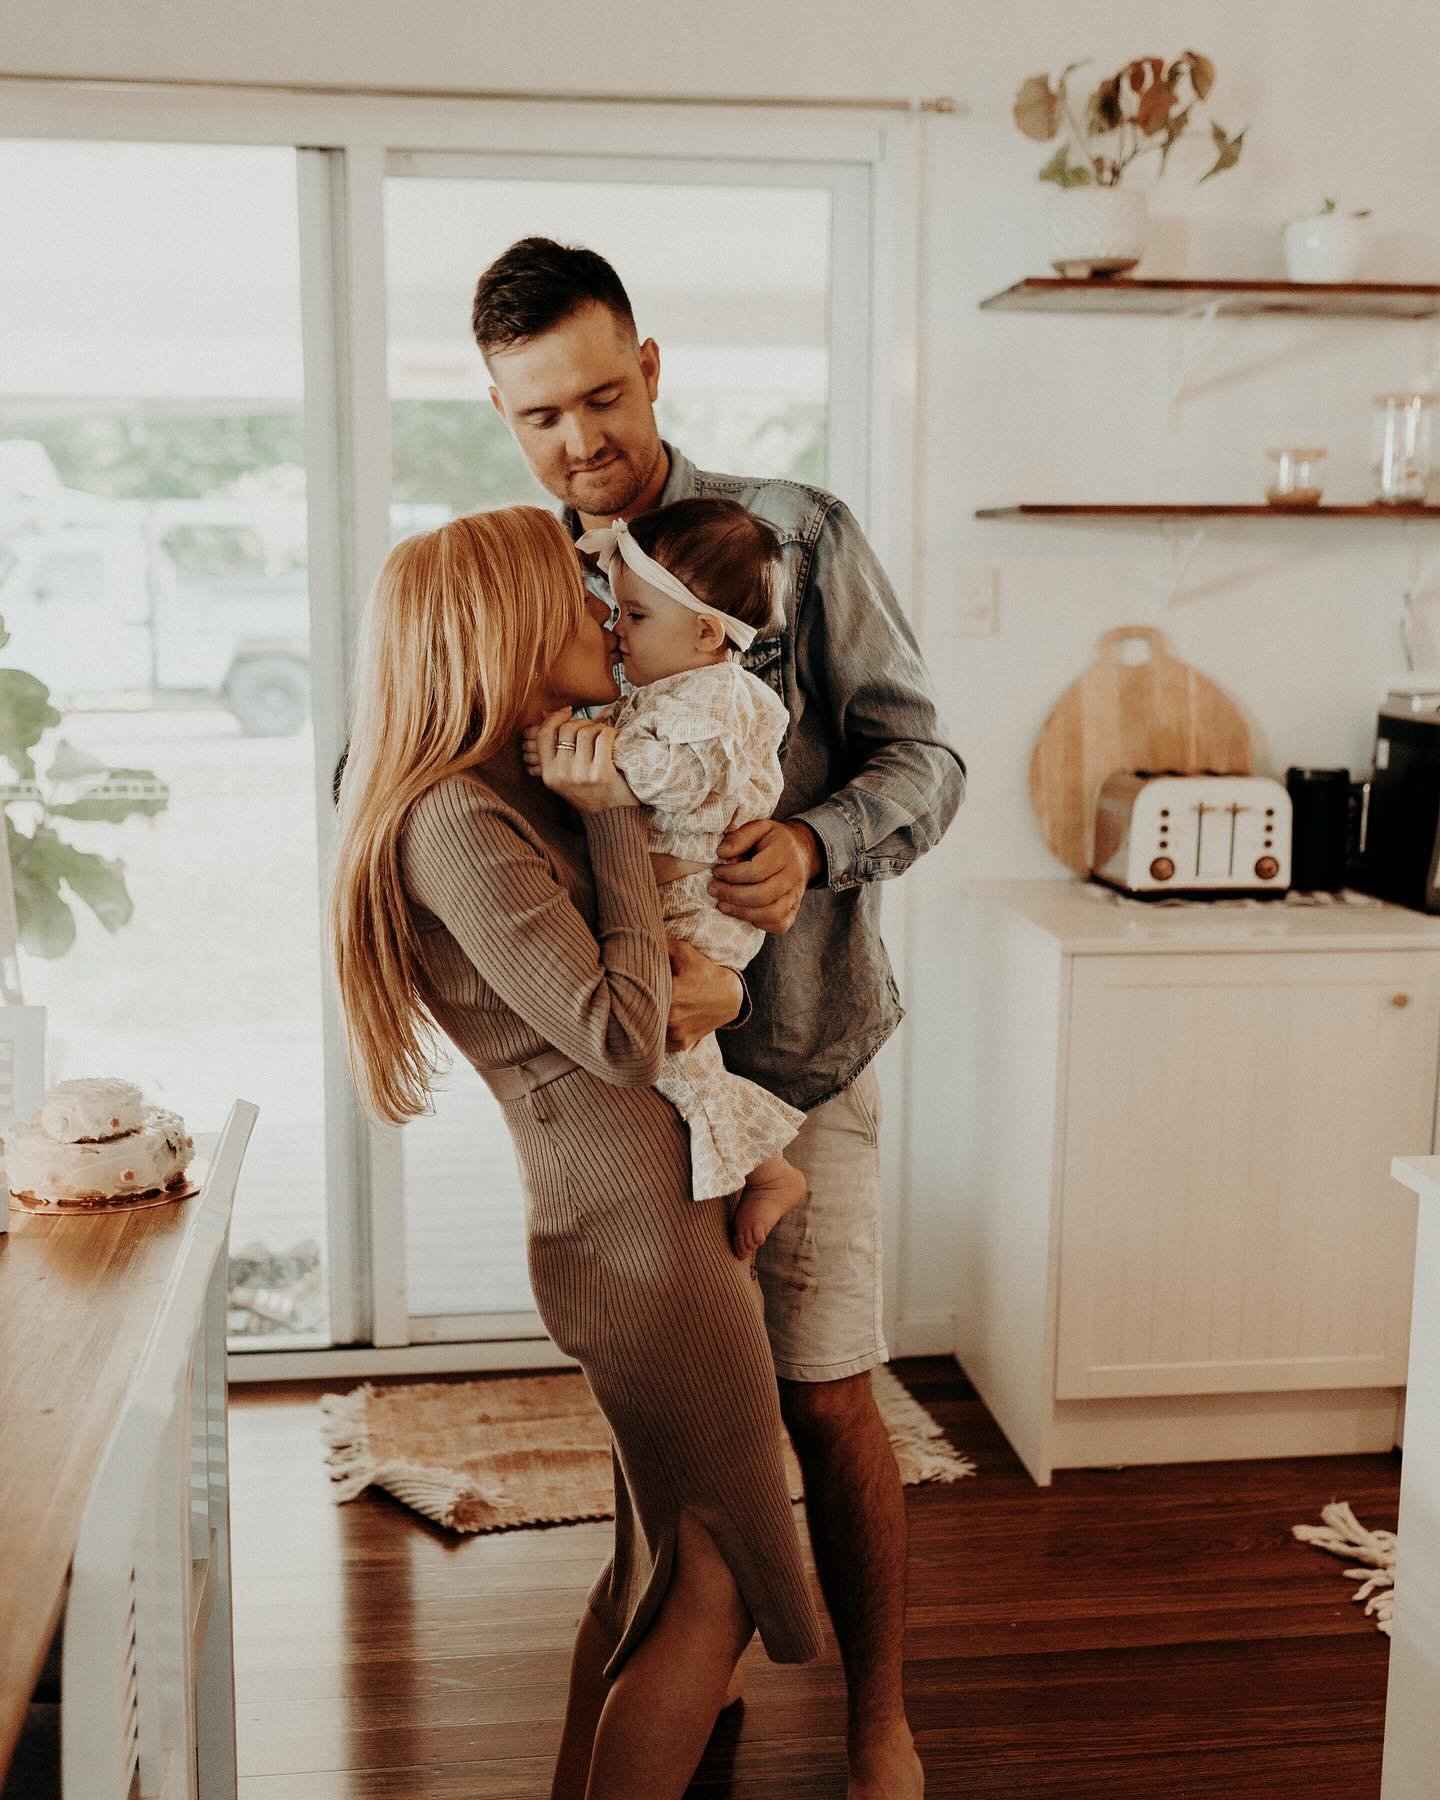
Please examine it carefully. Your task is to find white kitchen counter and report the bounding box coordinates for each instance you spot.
[1381,1156,1440,1800]
[954,881,1436,1483]
[964,878,1440,955]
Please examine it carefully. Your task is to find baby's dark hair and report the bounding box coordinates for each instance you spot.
[625,498,785,639]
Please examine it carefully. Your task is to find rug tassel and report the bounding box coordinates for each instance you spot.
[1292,1501,1397,1636]
[320,1385,509,1530]
[873,1368,976,1484]
[319,1385,380,1501]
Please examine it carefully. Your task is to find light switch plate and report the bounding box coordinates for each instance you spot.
[954,565,999,637]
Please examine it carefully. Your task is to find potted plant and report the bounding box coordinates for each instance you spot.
[0,617,168,957]
[1013,53,1245,277]
[1283,198,1373,284]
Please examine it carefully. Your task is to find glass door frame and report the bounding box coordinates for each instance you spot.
[1,78,923,1375]
[376,144,875,1351]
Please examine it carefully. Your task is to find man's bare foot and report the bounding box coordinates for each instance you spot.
[848,1722,924,1799]
[731,1155,807,1259]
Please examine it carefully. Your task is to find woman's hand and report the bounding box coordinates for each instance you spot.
[665,939,743,1051]
[530,707,639,814]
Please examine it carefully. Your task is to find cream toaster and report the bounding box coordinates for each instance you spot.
[1092,772,1292,898]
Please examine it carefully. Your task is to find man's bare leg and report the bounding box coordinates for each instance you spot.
[780,1372,923,1799]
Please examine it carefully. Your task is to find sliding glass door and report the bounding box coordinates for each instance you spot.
[2,111,879,1363]
[377,152,872,1345]
[0,139,332,1345]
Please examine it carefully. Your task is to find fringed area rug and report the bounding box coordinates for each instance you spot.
[1292,1501,1397,1635]
[321,1365,975,1534]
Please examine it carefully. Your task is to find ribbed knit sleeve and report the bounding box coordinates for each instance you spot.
[401,779,670,1085]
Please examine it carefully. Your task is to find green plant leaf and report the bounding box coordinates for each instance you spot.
[7,822,77,957]
[47,765,169,823]
[1159,105,1193,166]
[54,847,132,933]
[20,824,132,935]
[0,669,61,782]
[1014,73,1061,141]
[1038,143,1094,188]
[46,738,109,783]
[1199,122,1245,182]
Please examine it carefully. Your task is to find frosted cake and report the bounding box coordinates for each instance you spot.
[7,1078,193,1210]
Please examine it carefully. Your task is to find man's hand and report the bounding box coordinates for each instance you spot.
[710,819,823,936]
[666,939,743,1052]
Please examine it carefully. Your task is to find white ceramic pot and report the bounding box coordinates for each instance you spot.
[1283,213,1371,283]
[1047,187,1147,279]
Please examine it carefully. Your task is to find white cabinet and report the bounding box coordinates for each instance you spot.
[955,882,1440,1485]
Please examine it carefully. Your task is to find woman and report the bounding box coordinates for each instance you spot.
[329,505,822,1799]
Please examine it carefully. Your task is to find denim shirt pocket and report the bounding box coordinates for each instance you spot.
[742,636,791,757]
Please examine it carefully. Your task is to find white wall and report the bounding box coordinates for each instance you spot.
[9,0,1440,1347]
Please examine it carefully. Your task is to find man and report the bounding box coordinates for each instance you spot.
[473,237,964,1799]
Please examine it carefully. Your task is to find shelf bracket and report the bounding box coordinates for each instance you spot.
[1159,522,1208,608]
[1398,524,1440,671]
[1167,301,1222,421]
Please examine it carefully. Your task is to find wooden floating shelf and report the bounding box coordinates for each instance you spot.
[979,277,1440,320]
[977,504,1440,520]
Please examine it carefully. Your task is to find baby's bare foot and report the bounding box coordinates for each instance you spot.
[731,1157,807,1259]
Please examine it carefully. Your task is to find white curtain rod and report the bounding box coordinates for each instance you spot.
[1,72,960,114]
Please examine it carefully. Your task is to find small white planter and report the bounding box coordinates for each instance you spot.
[1047,187,1147,279]
[1283,213,1372,283]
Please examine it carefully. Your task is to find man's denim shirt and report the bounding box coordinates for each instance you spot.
[566,442,966,1112]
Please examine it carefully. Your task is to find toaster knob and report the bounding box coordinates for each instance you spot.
[1255,856,1280,880]
[1149,857,1175,881]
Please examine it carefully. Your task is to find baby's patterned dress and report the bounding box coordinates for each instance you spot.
[607,660,804,1200]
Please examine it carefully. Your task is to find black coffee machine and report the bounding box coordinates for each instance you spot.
[1350,686,1440,912]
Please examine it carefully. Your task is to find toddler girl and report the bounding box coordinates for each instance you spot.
[573,497,806,1257]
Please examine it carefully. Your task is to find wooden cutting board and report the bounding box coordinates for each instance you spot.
[1030,625,1254,875]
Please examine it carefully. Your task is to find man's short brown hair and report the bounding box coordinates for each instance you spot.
[625,498,785,639]
[471,237,637,360]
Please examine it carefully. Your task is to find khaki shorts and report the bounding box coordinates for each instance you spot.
[753,1063,888,1383]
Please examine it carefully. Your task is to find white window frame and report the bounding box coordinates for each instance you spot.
[0,80,923,1381]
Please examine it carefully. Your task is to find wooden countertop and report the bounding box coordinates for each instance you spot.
[0,1188,207,1776]
[963,878,1440,955]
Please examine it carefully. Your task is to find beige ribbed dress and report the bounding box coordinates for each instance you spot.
[399,760,823,1676]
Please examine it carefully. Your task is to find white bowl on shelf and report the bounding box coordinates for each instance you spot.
[1283,213,1372,283]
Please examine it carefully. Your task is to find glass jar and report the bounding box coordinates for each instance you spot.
[1372,392,1437,505]
[1265,446,1326,508]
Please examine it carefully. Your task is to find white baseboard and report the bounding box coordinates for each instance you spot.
[889,1315,955,1358]
[227,1338,576,1383]
[231,1318,961,1384]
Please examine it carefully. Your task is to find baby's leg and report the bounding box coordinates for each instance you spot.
[730,1153,807,1259]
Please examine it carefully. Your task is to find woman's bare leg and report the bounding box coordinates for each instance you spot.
[550,1607,621,1800]
[584,1513,754,1798]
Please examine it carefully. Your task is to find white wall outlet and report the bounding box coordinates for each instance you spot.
[953,565,999,637]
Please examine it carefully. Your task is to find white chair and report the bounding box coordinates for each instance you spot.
[60,1101,258,1800]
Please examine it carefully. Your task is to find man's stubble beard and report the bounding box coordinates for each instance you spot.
[559,438,664,517]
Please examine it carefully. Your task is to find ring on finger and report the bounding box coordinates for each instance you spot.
[557,740,578,751]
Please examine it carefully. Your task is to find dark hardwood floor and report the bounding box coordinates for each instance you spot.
[230,1357,1399,1798]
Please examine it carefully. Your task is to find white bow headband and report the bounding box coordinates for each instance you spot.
[575,517,759,652]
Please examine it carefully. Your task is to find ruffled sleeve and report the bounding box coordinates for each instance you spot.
[610,666,783,819]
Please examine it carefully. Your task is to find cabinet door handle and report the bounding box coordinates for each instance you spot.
[1391,993,1412,1009]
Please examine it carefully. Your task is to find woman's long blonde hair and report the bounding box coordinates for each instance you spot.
[329,505,586,1124]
